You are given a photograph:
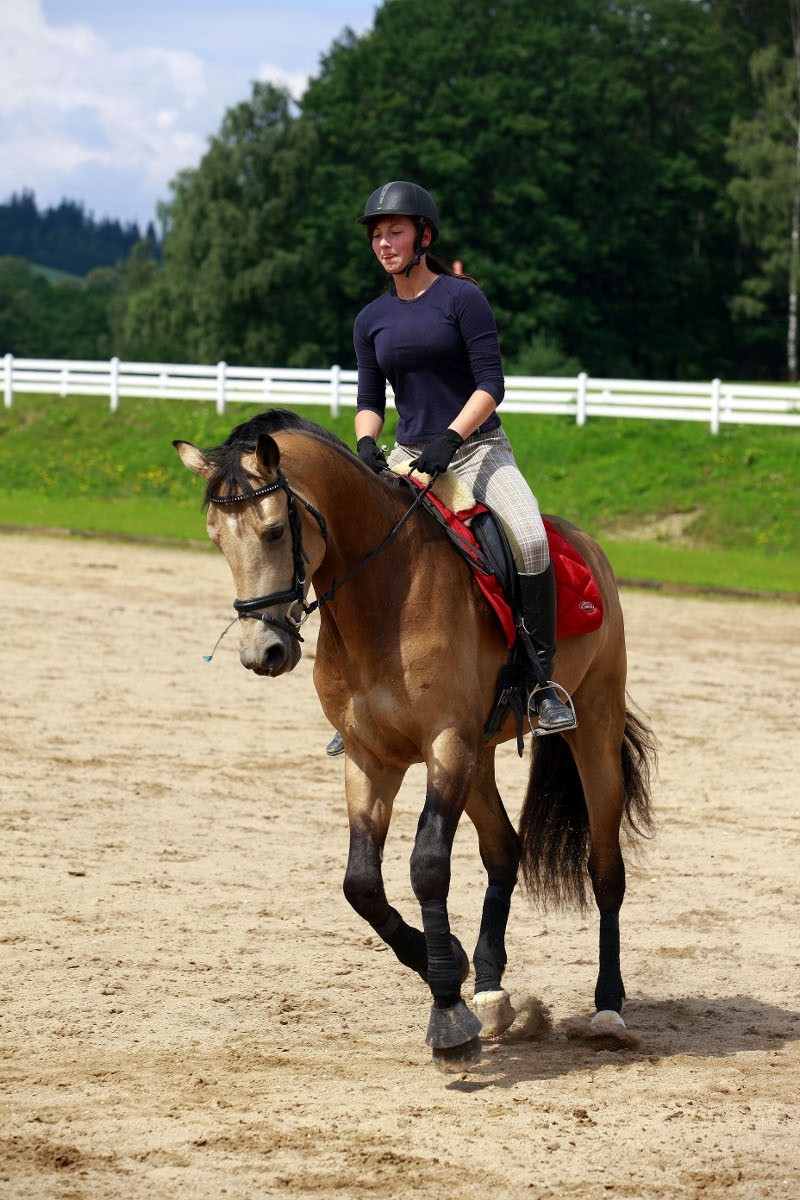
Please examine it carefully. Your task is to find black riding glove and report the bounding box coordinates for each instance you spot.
[408,428,464,477]
[357,435,389,474]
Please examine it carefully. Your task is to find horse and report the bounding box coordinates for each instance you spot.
[174,409,655,1072]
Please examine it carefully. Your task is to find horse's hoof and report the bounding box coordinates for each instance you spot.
[425,998,482,1049]
[432,1035,482,1074]
[591,1009,626,1031]
[473,988,517,1037]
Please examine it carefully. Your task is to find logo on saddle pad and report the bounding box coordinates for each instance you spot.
[579,600,597,613]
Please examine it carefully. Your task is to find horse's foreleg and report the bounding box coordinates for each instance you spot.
[342,755,429,976]
[410,735,482,1070]
[465,750,521,1036]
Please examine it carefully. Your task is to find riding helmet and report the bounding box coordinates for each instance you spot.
[356,181,440,243]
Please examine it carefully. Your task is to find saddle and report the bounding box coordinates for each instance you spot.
[398,466,604,753]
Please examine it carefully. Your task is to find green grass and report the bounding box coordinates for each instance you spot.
[600,540,800,595]
[0,393,797,595]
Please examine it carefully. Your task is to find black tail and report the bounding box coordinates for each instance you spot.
[518,704,657,910]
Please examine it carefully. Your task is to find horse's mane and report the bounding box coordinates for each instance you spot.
[201,408,356,508]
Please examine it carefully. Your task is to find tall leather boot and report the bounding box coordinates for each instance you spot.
[517,563,577,734]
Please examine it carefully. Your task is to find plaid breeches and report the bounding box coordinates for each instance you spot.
[388,427,550,574]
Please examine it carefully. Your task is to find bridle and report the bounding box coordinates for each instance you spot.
[210,469,327,642]
[209,465,435,644]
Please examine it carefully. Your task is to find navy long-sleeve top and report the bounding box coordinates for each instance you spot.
[354,274,505,443]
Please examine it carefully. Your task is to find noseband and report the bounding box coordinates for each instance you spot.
[210,469,327,642]
[209,465,435,644]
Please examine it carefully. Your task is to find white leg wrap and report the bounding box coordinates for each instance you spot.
[472,988,517,1037]
[591,1009,627,1031]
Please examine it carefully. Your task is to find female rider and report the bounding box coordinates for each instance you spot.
[351,180,576,736]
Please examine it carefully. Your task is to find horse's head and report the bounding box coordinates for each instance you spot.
[174,431,327,677]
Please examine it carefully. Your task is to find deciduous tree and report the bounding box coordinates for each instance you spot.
[727,3,800,378]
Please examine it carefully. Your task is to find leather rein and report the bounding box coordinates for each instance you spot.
[210,467,435,643]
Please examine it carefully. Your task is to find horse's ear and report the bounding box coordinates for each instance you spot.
[173,440,214,480]
[256,433,280,475]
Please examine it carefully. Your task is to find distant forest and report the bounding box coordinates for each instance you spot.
[0,192,159,360]
[0,191,154,276]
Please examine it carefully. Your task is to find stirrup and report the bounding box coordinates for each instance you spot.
[527,681,578,737]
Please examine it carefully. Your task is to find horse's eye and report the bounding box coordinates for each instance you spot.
[264,524,284,543]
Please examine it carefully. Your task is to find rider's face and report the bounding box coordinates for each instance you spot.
[370,216,425,274]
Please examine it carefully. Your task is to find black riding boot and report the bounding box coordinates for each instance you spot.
[518,564,577,734]
[326,730,345,756]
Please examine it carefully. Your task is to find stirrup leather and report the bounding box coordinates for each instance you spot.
[527,680,578,736]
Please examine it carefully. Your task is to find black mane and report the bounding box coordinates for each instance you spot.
[202,408,356,507]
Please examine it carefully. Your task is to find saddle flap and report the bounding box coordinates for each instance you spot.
[469,509,518,609]
[404,477,517,648]
[402,472,603,645]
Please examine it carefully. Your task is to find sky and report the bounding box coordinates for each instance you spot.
[0,0,379,230]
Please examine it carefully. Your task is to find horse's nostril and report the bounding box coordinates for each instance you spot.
[264,643,287,672]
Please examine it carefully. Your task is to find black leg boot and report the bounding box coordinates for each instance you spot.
[518,564,577,734]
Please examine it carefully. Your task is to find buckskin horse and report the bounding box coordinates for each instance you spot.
[174,409,655,1071]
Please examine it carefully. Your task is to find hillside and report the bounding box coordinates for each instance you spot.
[0,393,796,595]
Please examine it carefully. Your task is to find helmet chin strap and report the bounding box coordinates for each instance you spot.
[403,225,428,277]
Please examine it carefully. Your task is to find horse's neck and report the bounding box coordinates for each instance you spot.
[283,436,409,574]
[327,466,410,570]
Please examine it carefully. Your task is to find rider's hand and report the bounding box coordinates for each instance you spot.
[408,429,464,477]
[357,436,390,474]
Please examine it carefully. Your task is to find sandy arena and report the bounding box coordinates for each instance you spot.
[1,531,799,1199]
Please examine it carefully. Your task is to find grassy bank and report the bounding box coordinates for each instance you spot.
[0,393,797,595]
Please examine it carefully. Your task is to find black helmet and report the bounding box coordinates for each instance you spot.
[356,181,440,243]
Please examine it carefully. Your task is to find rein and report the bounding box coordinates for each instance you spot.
[209,465,435,645]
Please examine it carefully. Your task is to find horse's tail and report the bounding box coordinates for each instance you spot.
[518,704,657,910]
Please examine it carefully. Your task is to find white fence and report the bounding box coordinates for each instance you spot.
[3,353,800,433]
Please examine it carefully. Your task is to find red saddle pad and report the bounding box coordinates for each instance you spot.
[417,484,603,647]
[543,518,604,639]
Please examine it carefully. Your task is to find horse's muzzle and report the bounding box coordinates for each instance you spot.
[239,627,301,677]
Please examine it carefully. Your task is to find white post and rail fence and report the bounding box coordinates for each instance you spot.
[2,353,800,434]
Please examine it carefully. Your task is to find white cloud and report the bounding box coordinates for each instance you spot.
[0,0,213,220]
[0,1,377,223]
[256,61,311,103]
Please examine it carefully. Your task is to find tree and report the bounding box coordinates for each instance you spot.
[107,239,179,361]
[118,0,758,377]
[122,83,315,365]
[0,257,113,358]
[728,4,800,379]
[300,0,750,376]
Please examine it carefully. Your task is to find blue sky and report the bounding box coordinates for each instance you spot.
[0,0,379,229]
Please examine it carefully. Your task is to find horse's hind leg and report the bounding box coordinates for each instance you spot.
[465,748,521,1036]
[569,709,629,1028]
